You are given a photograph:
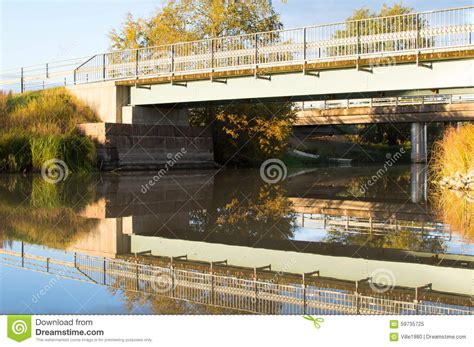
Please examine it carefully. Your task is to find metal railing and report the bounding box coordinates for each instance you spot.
[0,248,471,315]
[297,93,474,111]
[297,213,452,238]
[0,6,473,92]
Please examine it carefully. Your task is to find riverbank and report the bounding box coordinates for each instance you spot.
[432,124,474,240]
[0,88,98,172]
[432,124,474,189]
[289,134,411,165]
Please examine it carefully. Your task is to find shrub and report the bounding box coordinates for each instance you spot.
[431,124,474,180]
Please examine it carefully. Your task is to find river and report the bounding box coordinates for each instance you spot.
[0,165,472,314]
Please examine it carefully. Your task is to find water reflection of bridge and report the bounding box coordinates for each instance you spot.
[72,166,439,260]
[0,246,471,315]
[291,198,433,223]
[2,167,468,313]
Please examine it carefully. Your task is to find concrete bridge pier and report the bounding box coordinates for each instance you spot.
[410,164,428,204]
[410,122,427,163]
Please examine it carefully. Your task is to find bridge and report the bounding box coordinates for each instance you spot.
[0,245,472,315]
[1,6,473,164]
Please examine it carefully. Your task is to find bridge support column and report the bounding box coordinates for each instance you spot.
[410,164,427,203]
[410,122,427,163]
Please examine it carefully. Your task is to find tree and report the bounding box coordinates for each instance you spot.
[345,3,416,147]
[347,2,413,20]
[109,13,146,50]
[109,0,282,49]
[109,1,291,164]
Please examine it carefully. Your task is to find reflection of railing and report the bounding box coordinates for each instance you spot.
[0,248,471,315]
[1,6,473,92]
[297,213,451,239]
[296,94,474,110]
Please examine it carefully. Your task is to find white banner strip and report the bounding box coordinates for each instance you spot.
[0,315,472,346]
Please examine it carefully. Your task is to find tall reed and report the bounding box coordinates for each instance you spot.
[0,88,99,172]
[431,124,474,241]
[431,124,474,180]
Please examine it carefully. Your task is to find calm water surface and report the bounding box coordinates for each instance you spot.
[0,165,472,314]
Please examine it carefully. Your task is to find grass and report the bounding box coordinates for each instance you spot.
[0,88,99,172]
[431,124,474,241]
[431,124,474,180]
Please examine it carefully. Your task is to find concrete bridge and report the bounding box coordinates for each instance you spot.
[1,6,473,165]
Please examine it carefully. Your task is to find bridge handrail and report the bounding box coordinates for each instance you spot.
[297,93,474,110]
[1,6,473,92]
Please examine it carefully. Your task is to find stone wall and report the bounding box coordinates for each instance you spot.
[78,123,216,170]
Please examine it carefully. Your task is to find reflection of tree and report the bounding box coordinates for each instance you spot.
[189,172,296,241]
[0,175,99,249]
[340,172,411,200]
[324,227,446,253]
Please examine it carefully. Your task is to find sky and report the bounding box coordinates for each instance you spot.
[1,0,472,71]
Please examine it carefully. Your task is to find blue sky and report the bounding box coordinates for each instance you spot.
[1,0,472,70]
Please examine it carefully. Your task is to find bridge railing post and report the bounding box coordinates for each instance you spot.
[303,27,307,63]
[302,273,306,314]
[415,14,420,49]
[170,45,175,73]
[210,38,214,71]
[20,67,24,94]
[255,33,259,67]
[102,54,106,81]
[21,242,24,267]
[356,21,360,56]
[103,257,107,285]
[135,49,139,78]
